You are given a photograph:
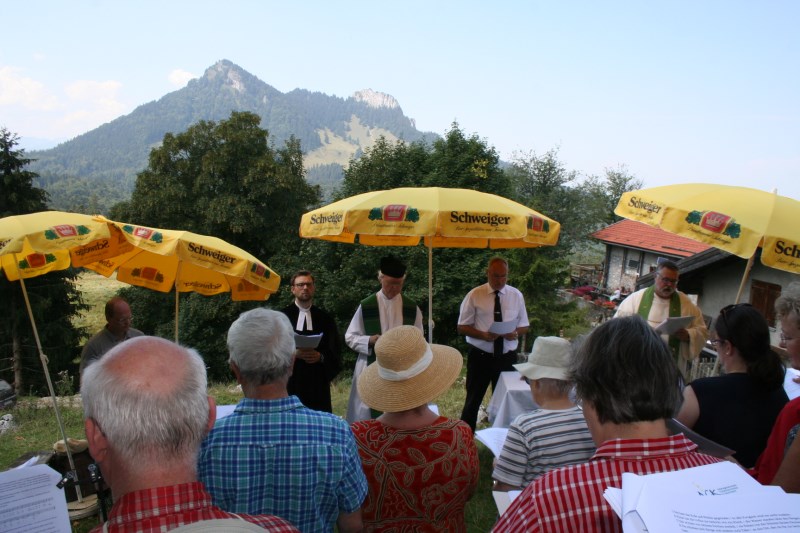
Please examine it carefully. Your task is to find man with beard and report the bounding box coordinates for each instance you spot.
[615,259,707,366]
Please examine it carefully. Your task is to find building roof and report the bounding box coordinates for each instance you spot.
[591,219,711,258]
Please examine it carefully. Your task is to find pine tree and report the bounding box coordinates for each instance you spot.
[0,127,87,395]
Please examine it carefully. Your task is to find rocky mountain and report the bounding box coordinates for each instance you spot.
[28,60,437,212]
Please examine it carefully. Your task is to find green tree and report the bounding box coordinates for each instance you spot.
[0,128,87,395]
[110,112,320,375]
[309,123,538,359]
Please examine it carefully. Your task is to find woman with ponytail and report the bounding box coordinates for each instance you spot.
[676,304,788,468]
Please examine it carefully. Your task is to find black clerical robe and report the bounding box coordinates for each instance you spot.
[281,303,342,413]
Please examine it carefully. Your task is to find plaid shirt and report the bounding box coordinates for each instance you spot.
[198,396,367,533]
[493,434,721,533]
[91,482,298,532]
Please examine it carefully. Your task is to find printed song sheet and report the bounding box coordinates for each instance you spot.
[0,464,71,532]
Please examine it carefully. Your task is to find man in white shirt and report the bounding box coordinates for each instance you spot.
[458,257,529,432]
[344,256,423,422]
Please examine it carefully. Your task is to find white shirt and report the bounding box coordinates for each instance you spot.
[458,283,529,353]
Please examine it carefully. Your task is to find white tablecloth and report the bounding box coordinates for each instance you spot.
[487,371,538,428]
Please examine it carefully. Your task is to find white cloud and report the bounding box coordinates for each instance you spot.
[168,69,195,88]
[57,79,128,133]
[0,66,59,110]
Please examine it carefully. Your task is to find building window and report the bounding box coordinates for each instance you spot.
[627,259,640,270]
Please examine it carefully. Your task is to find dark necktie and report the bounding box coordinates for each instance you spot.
[494,290,503,356]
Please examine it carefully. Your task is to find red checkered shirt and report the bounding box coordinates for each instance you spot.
[493,434,721,533]
[91,481,299,532]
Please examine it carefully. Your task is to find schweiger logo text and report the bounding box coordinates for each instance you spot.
[627,196,662,214]
[450,212,511,226]
[775,241,800,259]
[187,243,236,264]
[310,213,344,224]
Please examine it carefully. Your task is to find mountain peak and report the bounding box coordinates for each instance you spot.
[352,89,399,109]
[204,59,248,93]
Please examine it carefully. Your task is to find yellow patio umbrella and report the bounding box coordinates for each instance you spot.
[84,217,281,340]
[300,187,561,340]
[615,183,800,302]
[0,210,129,496]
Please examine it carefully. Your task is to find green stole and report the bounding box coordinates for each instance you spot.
[637,286,682,360]
[361,293,418,335]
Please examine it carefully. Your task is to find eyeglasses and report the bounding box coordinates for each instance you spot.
[781,333,797,343]
[709,338,722,348]
[114,316,133,325]
[656,274,679,285]
[292,282,314,288]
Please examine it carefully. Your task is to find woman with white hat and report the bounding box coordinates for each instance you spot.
[350,325,479,532]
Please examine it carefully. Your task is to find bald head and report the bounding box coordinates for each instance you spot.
[81,336,211,468]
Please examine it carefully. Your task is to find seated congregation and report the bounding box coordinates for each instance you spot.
[80,286,800,532]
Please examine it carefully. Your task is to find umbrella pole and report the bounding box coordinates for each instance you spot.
[174,262,182,342]
[734,254,756,304]
[16,274,82,500]
[428,242,433,343]
[174,289,179,342]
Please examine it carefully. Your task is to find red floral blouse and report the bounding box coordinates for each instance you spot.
[350,416,480,532]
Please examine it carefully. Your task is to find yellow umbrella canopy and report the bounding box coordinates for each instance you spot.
[300,187,561,341]
[0,211,126,279]
[83,218,281,339]
[300,187,560,248]
[615,183,800,300]
[85,219,280,299]
[0,210,128,487]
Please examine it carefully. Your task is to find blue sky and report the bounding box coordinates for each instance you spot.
[2,1,798,199]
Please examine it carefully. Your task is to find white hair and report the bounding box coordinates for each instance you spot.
[81,337,209,469]
[227,308,295,385]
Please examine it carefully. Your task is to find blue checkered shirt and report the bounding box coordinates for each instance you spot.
[198,396,367,533]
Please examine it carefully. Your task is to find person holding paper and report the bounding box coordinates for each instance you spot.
[459,257,530,432]
[350,326,479,531]
[614,260,708,369]
[676,304,788,468]
[345,255,423,423]
[492,336,595,491]
[81,336,298,532]
[281,270,342,413]
[493,315,720,533]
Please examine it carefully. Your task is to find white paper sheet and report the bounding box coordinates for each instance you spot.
[654,315,693,335]
[0,464,71,532]
[489,320,518,335]
[294,333,323,349]
[784,367,800,400]
[603,461,780,533]
[492,490,522,517]
[475,427,509,457]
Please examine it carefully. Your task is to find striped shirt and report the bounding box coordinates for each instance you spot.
[492,407,595,488]
[198,396,368,533]
[492,434,721,533]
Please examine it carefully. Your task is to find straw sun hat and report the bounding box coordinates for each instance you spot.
[513,336,572,381]
[357,325,463,413]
